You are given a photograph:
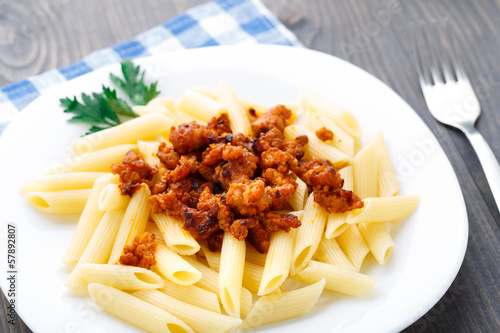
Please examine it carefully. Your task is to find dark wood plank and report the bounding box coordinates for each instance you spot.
[1,0,500,332]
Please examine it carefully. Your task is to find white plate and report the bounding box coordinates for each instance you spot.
[0,45,468,333]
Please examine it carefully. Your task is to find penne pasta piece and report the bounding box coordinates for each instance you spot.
[245,245,267,266]
[335,225,369,271]
[325,166,354,239]
[98,184,130,211]
[258,230,294,295]
[375,132,400,197]
[108,184,151,264]
[284,125,349,169]
[218,232,246,318]
[133,289,242,333]
[65,209,125,287]
[19,172,107,194]
[71,113,173,155]
[316,236,356,271]
[145,222,165,244]
[290,195,328,275]
[358,222,394,264]
[78,264,164,290]
[173,108,208,126]
[62,174,118,262]
[300,90,362,138]
[239,97,268,117]
[193,86,218,100]
[137,140,161,168]
[353,138,378,199]
[239,279,326,331]
[154,243,201,286]
[47,144,137,174]
[151,213,200,256]
[347,196,419,224]
[132,105,176,119]
[147,96,175,110]
[176,90,225,122]
[217,81,252,136]
[161,279,221,314]
[88,283,193,333]
[24,189,91,215]
[305,107,355,157]
[294,260,376,296]
[288,176,308,211]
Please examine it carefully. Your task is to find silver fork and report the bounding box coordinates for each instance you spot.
[412,23,500,213]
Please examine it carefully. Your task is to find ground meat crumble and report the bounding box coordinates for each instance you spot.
[119,232,157,269]
[114,104,363,253]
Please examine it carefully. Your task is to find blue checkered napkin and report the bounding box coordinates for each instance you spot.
[0,0,301,135]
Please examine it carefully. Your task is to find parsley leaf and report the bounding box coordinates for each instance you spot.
[61,92,120,131]
[110,59,160,105]
[102,86,136,118]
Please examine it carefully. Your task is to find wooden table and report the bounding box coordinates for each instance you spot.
[1,0,499,332]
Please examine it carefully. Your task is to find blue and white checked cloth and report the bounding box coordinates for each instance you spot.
[0,0,301,135]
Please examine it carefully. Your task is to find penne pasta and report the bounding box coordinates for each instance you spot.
[47,144,137,174]
[88,283,193,333]
[137,140,161,168]
[358,222,394,265]
[24,188,91,215]
[335,225,369,271]
[161,279,221,314]
[154,243,201,285]
[147,96,175,109]
[353,138,379,199]
[133,289,242,333]
[316,236,356,271]
[218,232,246,318]
[347,196,420,224]
[176,89,225,122]
[71,113,173,154]
[325,166,353,239]
[245,245,267,267]
[19,172,107,193]
[78,264,164,290]
[65,209,125,287]
[145,222,165,243]
[375,132,400,197]
[151,213,200,256]
[132,105,176,119]
[294,260,376,296]
[217,81,252,136]
[98,183,130,211]
[288,176,308,211]
[284,125,349,169]
[108,184,151,264]
[290,194,328,275]
[62,174,118,262]
[239,279,326,331]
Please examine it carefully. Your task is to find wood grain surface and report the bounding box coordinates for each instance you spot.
[1,0,499,332]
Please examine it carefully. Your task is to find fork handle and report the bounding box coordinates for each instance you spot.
[460,123,500,212]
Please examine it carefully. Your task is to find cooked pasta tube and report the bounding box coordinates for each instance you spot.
[325,166,353,239]
[19,172,107,193]
[176,90,225,122]
[239,97,268,117]
[88,283,193,333]
[193,86,219,100]
[347,196,419,224]
[78,264,164,290]
[245,245,267,266]
[300,90,362,138]
[98,184,130,211]
[217,81,252,136]
[162,279,221,314]
[173,109,207,126]
[315,236,356,271]
[219,232,246,318]
[62,174,118,262]
[294,260,376,296]
[71,113,173,155]
[239,279,326,331]
[47,144,137,174]
[290,195,328,275]
[24,189,91,215]
[284,125,349,169]
[151,213,200,255]
[375,132,400,197]
[108,185,151,264]
[65,209,125,287]
[358,222,394,264]
[145,222,165,244]
[147,96,175,110]
[288,177,307,211]
[137,140,161,168]
[183,256,252,317]
[335,225,369,271]
[132,105,176,119]
[353,138,378,199]
[154,243,201,285]
[258,230,294,295]
[305,108,355,157]
[133,290,242,333]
